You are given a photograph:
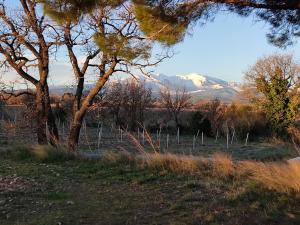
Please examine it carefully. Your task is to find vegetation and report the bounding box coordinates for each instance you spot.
[2,145,300,224]
[245,54,300,135]
[0,1,300,224]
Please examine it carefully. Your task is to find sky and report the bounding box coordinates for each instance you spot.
[51,12,300,84]
[153,12,300,82]
[3,2,300,85]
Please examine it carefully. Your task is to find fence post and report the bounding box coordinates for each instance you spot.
[215,130,218,143]
[142,128,145,145]
[177,127,180,145]
[166,134,169,150]
[192,135,196,151]
[226,132,229,150]
[231,129,235,145]
[245,132,249,146]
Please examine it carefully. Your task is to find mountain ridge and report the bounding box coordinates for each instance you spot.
[49,73,241,102]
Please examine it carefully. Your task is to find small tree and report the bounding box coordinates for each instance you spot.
[122,79,153,131]
[159,86,191,129]
[106,79,153,130]
[245,54,300,135]
[204,98,227,136]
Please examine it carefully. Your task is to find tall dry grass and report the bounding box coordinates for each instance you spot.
[238,160,300,193]
[113,129,300,194]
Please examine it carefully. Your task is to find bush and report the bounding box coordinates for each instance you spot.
[190,111,212,136]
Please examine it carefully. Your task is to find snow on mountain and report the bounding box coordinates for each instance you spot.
[139,73,240,102]
[49,73,241,102]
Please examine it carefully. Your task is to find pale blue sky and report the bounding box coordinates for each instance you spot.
[4,1,300,85]
[154,12,300,82]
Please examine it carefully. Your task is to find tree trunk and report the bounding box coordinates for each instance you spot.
[68,112,85,151]
[67,59,117,151]
[35,82,59,146]
[35,84,47,145]
[68,76,85,151]
[44,83,59,145]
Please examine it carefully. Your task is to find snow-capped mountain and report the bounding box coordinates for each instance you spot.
[49,73,241,102]
[140,73,240,102]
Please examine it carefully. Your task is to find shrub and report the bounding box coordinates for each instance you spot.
[190,111,212,136]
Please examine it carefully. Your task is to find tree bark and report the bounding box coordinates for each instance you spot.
[44,84,59,145]
[68,112,85,151]
[67,59,117,151]
[35,83,47,145]
[35,82,59,146]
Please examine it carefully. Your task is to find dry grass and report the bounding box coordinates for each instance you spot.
[141,153,207,174]
[103,149,300,194]
[210,153,234,178]
[238,160,300,193]
[126,131,300,193]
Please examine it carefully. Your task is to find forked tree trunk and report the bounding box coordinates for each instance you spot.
[44,84,59,145]
[67,77,85,151]
[67,60,117,151]
[35,82,59,146]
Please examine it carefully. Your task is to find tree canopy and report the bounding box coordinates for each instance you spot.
[39,0,300,47]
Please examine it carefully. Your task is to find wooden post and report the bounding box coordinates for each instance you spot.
[226,132,229,150]
[45,121,49,139]
[177,127,180,145]
[120,128,123,142]
[158,127,161,148]
[142,128,145,145]
[201,132,204,146]
[231,129,235,145]
[215,130,218,143]
[192,135,196,151]
[196,130,200,139]
[245,132,249,146]
[166,134,169,150]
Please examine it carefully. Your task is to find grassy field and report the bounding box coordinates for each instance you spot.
[1,145,300,224]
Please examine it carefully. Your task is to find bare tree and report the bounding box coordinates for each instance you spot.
[122,79,153,131]
[159,86,191,128]
[204,98,227,135]
[0,0,59,145]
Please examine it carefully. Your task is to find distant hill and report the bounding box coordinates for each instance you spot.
[140,73,241,102]
[49,73,242,102]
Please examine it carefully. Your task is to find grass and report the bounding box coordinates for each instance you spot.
[1,144,300,224]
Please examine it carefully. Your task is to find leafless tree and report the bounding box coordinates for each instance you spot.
[204,98,227,135]
[0,0,60,145]
[159,86,191,128]
[122,79,153,131]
